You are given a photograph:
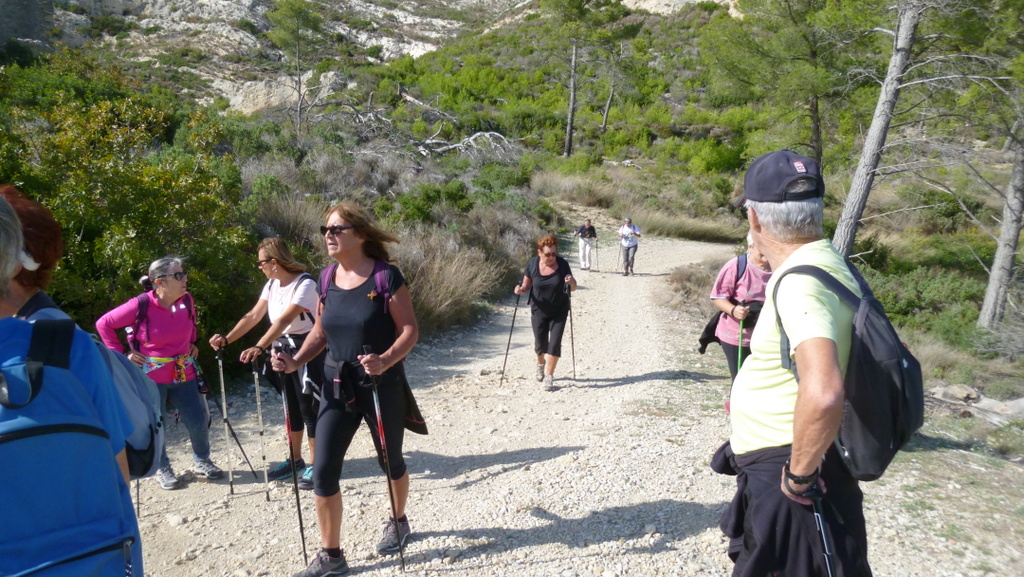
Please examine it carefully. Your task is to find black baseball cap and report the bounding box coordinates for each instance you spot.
[737,150,824,206]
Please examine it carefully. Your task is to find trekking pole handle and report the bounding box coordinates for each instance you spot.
[362,345,379,387]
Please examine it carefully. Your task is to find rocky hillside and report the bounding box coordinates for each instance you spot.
[40,0,726,113]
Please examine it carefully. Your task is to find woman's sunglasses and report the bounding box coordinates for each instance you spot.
[321,225,355,236]
[158,271,188,281]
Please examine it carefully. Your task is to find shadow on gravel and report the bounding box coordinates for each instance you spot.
[571,369,723,389]
[414,498,724,557]
[403,447,587,490]
[901,432,985,453]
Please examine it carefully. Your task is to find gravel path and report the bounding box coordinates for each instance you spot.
[139,231,1023,577]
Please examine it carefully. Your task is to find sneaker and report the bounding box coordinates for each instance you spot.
[543,374,556,392]
[193,458,223,479]
[291,550,349,577]
[535,364,545,382]
[268,458,306,481]
[298,465,314,491]
[156,466,179,490]
[376,517,411,555]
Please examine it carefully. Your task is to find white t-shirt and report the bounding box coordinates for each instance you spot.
[619,224,640,247]
[259,274,318,335]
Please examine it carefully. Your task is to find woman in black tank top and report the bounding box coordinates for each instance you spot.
[271,203,426,577]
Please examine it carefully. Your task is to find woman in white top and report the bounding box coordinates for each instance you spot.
[209,237,324,490]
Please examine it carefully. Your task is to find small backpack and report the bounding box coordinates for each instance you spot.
[96,343,165,479]
[0,319,139,576]
[773,260,924,481]
[319,260,392,313]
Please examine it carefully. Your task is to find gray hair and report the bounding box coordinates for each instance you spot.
[746,198,824,241]
[140,255,185,291]
[0,197,24,298]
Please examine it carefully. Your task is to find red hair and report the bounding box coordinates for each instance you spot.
[0,185,63,290]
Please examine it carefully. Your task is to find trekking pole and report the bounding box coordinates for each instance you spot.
[364,345,406,571]
[499,291,521,388]
[216,349,236,494]
[736,300,749,371]
[251,359,271,501]
[808,486,836,577]
[565,282,576,381]
[272,344,309,565]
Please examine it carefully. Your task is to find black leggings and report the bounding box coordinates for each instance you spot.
[531,308,568,358]
[721,342,752,383]
[312,372,409,497]
[263,335,323,438]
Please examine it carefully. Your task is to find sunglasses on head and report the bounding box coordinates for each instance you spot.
[158,271,188,281]
[321,224,355,236]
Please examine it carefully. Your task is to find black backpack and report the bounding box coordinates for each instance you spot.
[773,260,924,481]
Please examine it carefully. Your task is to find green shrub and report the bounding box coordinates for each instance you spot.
[235,19,259,35]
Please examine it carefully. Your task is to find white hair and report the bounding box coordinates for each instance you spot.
[746,198,824,241]
[0,198,24,297]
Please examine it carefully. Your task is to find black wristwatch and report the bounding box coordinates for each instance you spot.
[784,459,819,484]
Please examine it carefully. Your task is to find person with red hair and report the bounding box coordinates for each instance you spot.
[513,234,577,391]
[0,184,68,320]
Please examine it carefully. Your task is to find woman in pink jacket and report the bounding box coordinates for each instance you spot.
[97,255,222,490]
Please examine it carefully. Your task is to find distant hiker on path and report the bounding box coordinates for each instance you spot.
[209,237,324,491]
[272,203,427,577]
[97,256,223,490]
[712,150,871,577]
[710,233,772,382]
[513,234,577,391]
[572,218,597,270]
[617,217,641,276]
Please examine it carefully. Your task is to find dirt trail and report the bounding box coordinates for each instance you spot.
[139,212,1023,577]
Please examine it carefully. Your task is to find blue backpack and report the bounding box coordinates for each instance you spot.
[0,319,140,576]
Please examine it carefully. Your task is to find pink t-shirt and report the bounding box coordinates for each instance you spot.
[710,256,772,347]
[96,291,197,384]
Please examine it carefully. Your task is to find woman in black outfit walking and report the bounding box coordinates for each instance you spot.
[513,234,576,391]
[272,203,427,577]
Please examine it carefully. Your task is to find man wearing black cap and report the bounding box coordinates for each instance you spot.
[713,150,871,576]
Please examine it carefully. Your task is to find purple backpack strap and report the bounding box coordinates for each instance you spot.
[318,263,339,308]
[373,259,391,314]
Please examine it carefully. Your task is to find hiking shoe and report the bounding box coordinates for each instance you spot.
[543,374,556,392]
[376,517,411,555]
[193,458,223,479]
[291,550,349,577]
[156,466,179,490]
[268,458,306,481]
[298,465,314,491]
[535,364,545,382]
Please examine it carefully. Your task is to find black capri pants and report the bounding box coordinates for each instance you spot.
[263,333,324,438]
[531,307,569,358]
[313,365,410,497]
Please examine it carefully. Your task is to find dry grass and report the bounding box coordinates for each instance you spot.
[628,207,746,243]
[667,255,732,314]
[253,195,332,262]
[530,171,617,208]
[392,226,503,334]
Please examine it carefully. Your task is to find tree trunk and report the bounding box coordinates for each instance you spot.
[563,40,578,158]
[832,2,921,256]
[978,139,1024,328]
[601,80,614,133]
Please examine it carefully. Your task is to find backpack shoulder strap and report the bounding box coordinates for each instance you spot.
[318,263,339,308]
[184,292,195,322]
[1,319,77,408]
[771,265,861,375]
[735,253,747,285]
[373,260,392,315]
[130,293,150,352]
